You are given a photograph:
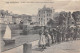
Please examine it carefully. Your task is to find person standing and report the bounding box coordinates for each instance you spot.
[45,29,51,47]
[39,32,46,49]
[38,30,42,47]
[38,27,46,51]
[49,28,54,44]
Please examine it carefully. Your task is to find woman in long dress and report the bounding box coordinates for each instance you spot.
[45,30,51,47]
[38,30,42,47]
[39,32,46,49]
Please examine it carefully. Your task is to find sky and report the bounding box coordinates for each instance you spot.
[0,0,80,15]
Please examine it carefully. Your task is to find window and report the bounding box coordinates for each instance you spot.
[41,18,42,20]
[47,14,51,16]
[49,14,51,16]
[39,14,40,17]
[47,14,48,16]
[39,18,40,20]
[47,18,48,20]
[39,11,40,12]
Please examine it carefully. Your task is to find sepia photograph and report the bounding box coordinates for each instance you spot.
[0,0,80,53]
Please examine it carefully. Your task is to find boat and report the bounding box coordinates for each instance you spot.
[3,25,15,45]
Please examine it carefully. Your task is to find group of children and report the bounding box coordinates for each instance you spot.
[38,27,51,51]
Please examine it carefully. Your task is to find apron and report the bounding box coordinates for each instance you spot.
[39,34,46,45]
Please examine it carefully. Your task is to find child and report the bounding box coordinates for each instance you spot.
[39,32,46,50]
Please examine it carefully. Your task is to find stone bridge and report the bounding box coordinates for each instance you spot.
[1,34,40,53]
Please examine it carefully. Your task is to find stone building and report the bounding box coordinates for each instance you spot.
[12,14,32,25]
[12,14,22,24]
[0,10,12,24]
[31,15,39,26]
[3,15,12,24]
[20,14,32,25]
[37,6,54,26]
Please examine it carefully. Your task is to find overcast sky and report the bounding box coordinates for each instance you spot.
[0,0,80,15]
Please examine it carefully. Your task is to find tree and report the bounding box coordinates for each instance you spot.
[47,19,54,27]
[58,11,71,41]
[72,11,80,25]
[72,11,80,39]
[58,11,67,25]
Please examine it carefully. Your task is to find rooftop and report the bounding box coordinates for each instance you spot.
[38,6,53,13]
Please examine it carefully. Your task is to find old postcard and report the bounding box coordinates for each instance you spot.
[0,0,80,53]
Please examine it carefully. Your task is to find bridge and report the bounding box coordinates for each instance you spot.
[1,34,40,53]
[0,24,40,53]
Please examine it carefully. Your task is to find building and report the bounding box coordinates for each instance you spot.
[31,15,37,23]
[20,14,32,25]
[0,10,13,24]
[12,14,22,24]
[30,15,39,26]
[37,5,54,26]
[3,15,12,24]
[12,14,32,25]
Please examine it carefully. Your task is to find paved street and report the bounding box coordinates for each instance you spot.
[2,40,80,53]
[32,40,80,53]
[33,40,80,53]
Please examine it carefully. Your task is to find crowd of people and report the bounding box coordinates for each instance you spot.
[38,26,80,51]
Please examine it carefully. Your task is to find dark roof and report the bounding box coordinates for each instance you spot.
[38,7,52,13]
[12,14,31,18]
